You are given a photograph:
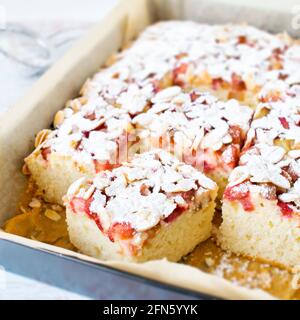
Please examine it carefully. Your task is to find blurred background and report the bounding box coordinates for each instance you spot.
[0,0,118,300]
[0,0,118,113]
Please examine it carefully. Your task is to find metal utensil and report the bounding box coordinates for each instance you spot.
[0,23,86,74]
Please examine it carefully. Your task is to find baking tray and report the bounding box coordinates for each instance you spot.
[0,238,208,299]
[0,0,299,300]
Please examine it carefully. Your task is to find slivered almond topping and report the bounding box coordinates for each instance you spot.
[236,144,289,189]
[229,143,300,211]
[29,198,41,208]
[34,129,51,148]
[83,185,96,200]
[54,110,65,128]
[51,204,63,212]
[151,86,181,103]
[22,164,31,175]
[133,90,252,156]
[248,84,300,147]
[291,273,300,290]
[67,150,216,233]
[36,22,300,177]
[44,209,61,221]
[66,177,87,196]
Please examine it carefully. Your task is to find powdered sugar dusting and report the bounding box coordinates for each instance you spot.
[133,89,252,154]
[246,84,300,147]
[228,143,300,212]
[67,150,217,232]
[36,21,300,178]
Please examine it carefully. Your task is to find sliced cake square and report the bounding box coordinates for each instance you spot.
[219,144,300,268]
[25,98,134,204]
[64,150,218,262]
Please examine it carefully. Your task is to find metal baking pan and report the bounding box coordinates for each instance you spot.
[0,0,299,299]
[0,238,214,299]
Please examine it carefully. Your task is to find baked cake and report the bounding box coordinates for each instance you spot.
[219,82,300,268]
[25,98,134,204]
[133,87,252,198]
[81,22,298,108]
[23,21,300,266]
[219,144,300,268]
[24,85,252,205]
[244,84,300,151]
[64,150,218,262]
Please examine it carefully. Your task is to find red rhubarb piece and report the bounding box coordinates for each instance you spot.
[93,160,115,173]
[228,125,243,145]
[41,147,51,161]
[279,117,290,129]
[231,73,246,91]
[108,222,135,242]
[70,197,92,215]
[173,63,188,85]
[224,183,254,211]
[278,201,293,218]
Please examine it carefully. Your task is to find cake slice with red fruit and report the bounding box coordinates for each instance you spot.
[81,21,293,109]
[219,143,300,268]
[64,150,218,262]
[170,24,291,107]
[244,83,300,152]
[133,87,253,199]
[23,20,298,206]
[25,97,134,205]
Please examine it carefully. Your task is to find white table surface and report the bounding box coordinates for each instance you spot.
[0,0,118,300]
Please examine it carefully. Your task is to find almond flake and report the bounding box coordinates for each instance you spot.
[151,86,181,103]
[69,150,216,233]
[228,166,250,186]
[29,198,41,208]
[83,185,96,200]
[67,177,87,196]
[54,110,65,128]
[44,209,61,222]
[34,129,51,148]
